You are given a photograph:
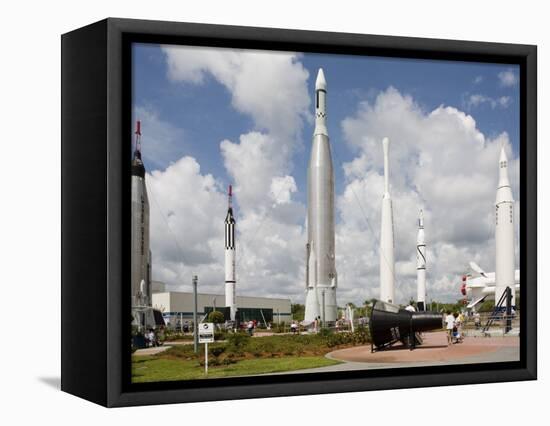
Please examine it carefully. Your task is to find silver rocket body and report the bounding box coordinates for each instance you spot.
[380,137,395,304]
[131,124,152,313]
[416,210,426,310]
[224,187,237,321]
[305,69,338,323]
[495,146,515,307]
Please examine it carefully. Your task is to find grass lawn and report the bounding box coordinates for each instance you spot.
[132,355,341,382]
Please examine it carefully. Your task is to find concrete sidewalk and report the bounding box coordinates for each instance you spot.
[134,346,171,356]
[273,331,519,375]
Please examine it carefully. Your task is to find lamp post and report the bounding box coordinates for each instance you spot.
[193,275,198,353]
[322,289,326,328]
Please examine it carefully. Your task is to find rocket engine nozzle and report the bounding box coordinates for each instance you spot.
[369,300,443,350]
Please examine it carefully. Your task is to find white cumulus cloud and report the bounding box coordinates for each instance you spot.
[156,46,311,300]
[465,94,512,110]
[336,87,519,304]
[146,155,227,295]
[498,69,518,87]
[162,45,310,140]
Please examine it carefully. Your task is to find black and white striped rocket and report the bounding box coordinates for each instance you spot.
[416,209,426,311]
[225,185,237,321]
[304,68,338,323]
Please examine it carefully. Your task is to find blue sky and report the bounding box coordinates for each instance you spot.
[133,44,519,201]
[133,43,520,304]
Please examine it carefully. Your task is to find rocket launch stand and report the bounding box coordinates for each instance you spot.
[482,286,515,335]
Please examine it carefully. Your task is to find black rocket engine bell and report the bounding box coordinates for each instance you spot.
[369,301,443,350]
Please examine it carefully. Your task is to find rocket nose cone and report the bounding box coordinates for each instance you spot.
[382,137,390,156]
[315,68,327,90]
[499,146,508,163]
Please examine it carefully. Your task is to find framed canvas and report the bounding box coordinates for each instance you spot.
[61,18,537,407]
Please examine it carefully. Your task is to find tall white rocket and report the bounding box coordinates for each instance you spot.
[416,209,426,311]
[225,185,237,320]
[380,137,395,304]
[495,146,515,307]
[305,68,338,323]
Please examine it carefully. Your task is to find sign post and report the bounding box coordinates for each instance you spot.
[205,342,208,375]
[198,322,214,375]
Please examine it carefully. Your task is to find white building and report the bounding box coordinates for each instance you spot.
[152,290,292,327]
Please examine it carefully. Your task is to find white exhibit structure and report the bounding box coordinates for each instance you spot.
[224,185,237,321]
[416,209,427,311]
[461,261,519,308]
[495,145,516,308]
[305,68,338,323]
[379,137,395,304]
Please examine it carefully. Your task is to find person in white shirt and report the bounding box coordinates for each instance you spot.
[474,312,481,329]
[445,311,455,345]
[290,321,298,334]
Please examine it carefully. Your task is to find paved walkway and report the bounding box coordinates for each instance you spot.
[278,331,520,375]
[134,345,171,356]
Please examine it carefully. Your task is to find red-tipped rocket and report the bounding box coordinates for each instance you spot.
[225,184,237,320]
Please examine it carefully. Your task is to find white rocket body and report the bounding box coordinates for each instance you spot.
[224,186,237,321]
[380,137,395,304]
[305,69,338,323]
[416,210,426,310]
[495,146,515,307]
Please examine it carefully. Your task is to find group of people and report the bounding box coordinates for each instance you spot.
[144,328,163,347]
[445,311,465,344]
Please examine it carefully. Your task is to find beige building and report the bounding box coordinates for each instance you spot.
[152,290,292,326]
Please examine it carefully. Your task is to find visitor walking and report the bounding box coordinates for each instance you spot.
[445,311,455,345]
[474,312,481,329]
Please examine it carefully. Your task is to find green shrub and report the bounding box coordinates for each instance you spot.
[210,346,226,358]
[207,311,225,324]
[214,330,227,341]
[200,358,221,367]
[226,332,251,354]
[325,328,371,348]
[319,327,333,337]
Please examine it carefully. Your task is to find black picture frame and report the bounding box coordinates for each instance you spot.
[61,17,537,407]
